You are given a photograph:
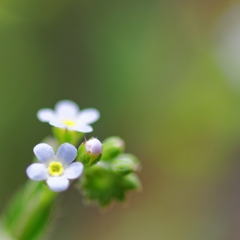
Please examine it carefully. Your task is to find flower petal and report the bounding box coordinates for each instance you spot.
[70,124,93,133]
[77,108,100,124]
[47,177,69,192]
[63,162,84,179]
[37,109,55,122]
[34,143,55,164]
[55,100,79,117]
[26,163,48,181]
[56,143,77,165]
[49,119,66,128]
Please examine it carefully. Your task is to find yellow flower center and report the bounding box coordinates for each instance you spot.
[48,161,64,176]
[62,119,76,127]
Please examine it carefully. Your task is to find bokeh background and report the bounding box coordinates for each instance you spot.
[1,0,240,239]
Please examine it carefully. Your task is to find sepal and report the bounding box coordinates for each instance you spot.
[52,127,83,145]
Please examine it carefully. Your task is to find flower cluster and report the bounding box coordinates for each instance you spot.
[26,99,141,204]
[26,100,102,192]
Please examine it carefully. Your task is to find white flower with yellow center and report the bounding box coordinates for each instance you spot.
[26,143,84,192]
[37,100,100,133]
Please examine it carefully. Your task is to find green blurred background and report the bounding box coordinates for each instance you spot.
[1,0,240,239]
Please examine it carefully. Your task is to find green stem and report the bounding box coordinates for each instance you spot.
[1,181,57,240]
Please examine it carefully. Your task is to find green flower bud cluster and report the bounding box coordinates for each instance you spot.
[79,137,141,207]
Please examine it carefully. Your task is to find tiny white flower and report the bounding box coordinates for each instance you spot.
[37,100,100,133]
[26,143,84,192]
